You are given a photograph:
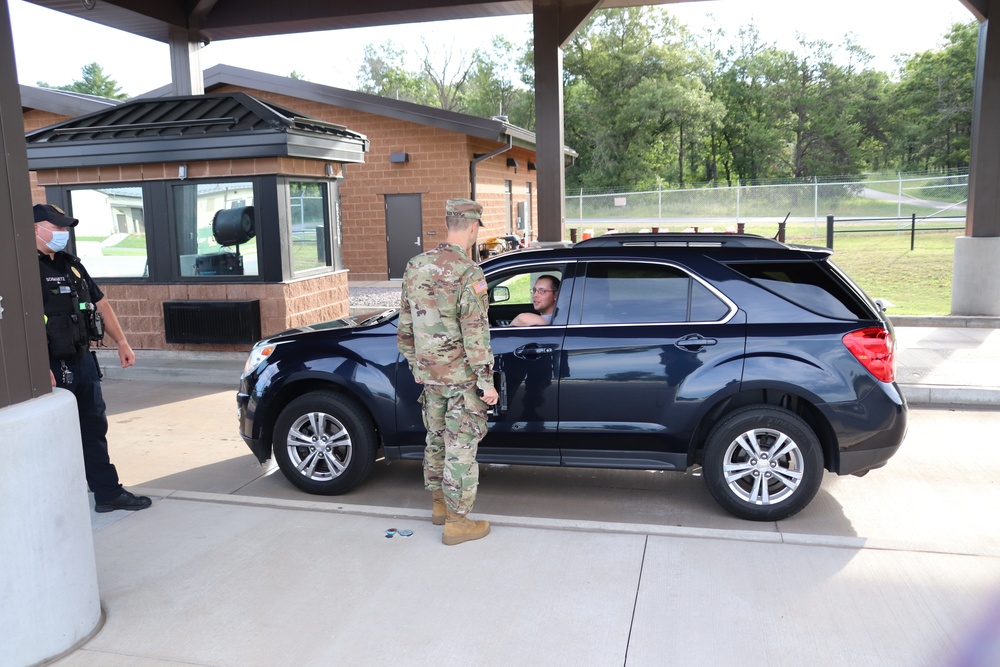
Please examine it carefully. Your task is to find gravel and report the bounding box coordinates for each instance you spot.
[349,286,401,310]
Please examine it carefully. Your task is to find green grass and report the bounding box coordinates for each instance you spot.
[810,230,959,315]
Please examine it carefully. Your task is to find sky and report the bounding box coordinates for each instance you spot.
[8,0,977,98]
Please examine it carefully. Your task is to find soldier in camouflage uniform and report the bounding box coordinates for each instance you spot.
[398,198,499,546]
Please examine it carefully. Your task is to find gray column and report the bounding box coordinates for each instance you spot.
[953,4,1000,314]
[0,1,49,406]
[967,10,1000,238]
[169,27,205,96]
[532,0,599,243]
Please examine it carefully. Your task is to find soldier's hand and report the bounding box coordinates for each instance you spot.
[480,386,499,405]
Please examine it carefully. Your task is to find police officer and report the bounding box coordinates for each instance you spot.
[34,204,151,513]
[397,198,499,546]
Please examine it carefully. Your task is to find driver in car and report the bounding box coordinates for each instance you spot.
[510,275,560,326]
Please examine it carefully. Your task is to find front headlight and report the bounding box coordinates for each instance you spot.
[242,340,284,378]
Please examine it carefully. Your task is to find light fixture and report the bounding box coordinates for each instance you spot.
[325,163,335,177]
[178,164,187,180]
[506,157,519,173]
[527,161,536,171]
[390,152,409,163]
[81,0,96,9]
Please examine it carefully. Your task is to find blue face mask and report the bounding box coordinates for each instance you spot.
[44,230,70,253]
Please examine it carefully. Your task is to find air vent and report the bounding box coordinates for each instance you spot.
[163,300,261,345]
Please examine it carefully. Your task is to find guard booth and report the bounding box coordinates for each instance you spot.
[24,92,368,350]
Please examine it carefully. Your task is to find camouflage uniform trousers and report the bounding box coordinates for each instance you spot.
[419,382,488,515]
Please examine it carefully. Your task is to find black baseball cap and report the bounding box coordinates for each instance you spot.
[33,203,78,228]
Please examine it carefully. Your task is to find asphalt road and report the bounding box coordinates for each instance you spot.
[103,379,1000,557]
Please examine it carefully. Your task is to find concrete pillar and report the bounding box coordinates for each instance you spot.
[0,390,101,666]
[954,5,1000,313]
[169,27,205,96]
[952,236,1000,314]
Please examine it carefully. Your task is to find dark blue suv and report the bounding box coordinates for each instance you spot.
[237,234,906,521]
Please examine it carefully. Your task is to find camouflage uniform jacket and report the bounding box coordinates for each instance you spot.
[397,243,494,391]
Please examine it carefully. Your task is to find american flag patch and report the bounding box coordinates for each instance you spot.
[473,279,488,295]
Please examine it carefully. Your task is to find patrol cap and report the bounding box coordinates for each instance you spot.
[33,203,79,228]
[445,198,484,227]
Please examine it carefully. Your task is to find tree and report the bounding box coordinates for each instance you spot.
[355,42,435,105]
[37,62,126,100]
[562,7,720,190]
[890,21,976,171]
[459,36,535,129]
[289,71,307,80]
[418,39,475,111]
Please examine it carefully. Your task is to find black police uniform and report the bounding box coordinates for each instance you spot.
[39,249,125,504]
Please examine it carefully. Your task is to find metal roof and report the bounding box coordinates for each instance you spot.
[24,91,369,170]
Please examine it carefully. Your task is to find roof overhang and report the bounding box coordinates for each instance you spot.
[19,85,122,116]
[21,1,721,45]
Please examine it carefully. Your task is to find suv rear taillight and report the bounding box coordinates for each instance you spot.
[842,327,895,383]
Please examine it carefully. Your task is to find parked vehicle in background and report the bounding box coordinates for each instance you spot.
[237,233,907,521]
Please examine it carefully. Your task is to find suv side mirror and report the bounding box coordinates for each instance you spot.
[491,286,510,304]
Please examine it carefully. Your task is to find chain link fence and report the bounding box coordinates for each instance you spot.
[565,173,969,235]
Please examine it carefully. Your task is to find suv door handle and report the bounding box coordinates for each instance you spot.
[675,334,717,351]
[514,344,555,359]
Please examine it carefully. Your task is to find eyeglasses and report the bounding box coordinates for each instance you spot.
[531,287,555,294]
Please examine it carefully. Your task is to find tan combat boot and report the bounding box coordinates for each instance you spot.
[442,510,490,546]
[431,489,447,526]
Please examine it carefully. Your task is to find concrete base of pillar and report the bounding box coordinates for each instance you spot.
[952,236,1000,316]
[0,389,101,666]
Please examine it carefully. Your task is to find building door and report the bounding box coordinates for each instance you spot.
[385,193,423,280]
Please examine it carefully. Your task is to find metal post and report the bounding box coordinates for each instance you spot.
[826,214,835,249]
[814,176,818,222]
[897,171,902,222]
[736,182,741,224]
[911,213,917,251]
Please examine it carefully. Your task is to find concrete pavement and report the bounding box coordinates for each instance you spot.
[43,318,1000,667]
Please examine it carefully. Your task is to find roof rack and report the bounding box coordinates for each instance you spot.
[573,233,785,249]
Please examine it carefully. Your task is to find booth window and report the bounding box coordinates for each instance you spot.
[289,181,332,274]
[68,187,148,279]
[173,181,259,278]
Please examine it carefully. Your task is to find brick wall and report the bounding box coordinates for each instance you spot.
[101,272,349,352]
[23,109,72,204]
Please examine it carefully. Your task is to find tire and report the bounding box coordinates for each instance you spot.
[702,405,824,521]
[272,391,376,495]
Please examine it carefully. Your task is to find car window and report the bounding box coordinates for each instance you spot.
[581,262,729,324]
[726,261,870,320]
[489,269,563,306]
